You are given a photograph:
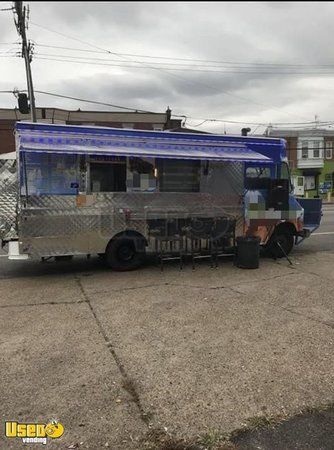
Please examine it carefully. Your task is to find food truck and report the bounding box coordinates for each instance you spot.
[0,122,322,269]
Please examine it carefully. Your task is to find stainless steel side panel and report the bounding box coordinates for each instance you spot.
[18,162,245,257]
[0,158,18,240]
[18,192,243,257]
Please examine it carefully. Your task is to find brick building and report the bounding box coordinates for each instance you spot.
[267,127,334,197]
[0,107,182,154]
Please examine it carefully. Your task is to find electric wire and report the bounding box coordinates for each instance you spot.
[2,86,334,128]
[32,55,334,75]
[33,43,334,68]
[29,21,309,121]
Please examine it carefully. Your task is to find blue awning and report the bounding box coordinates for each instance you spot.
[17,122,273,163]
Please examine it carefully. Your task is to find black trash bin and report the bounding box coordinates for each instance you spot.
[235,236,260,269]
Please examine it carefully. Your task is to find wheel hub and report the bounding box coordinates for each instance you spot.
[118,244,135,261]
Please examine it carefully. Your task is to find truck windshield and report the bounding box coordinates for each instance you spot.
[246,167,271,179]
[245,166,272,189]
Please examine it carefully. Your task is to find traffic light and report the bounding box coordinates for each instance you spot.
[18,93,30,114]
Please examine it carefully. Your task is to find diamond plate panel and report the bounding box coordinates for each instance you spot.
[19,162,245,257]
[0,158,18,239]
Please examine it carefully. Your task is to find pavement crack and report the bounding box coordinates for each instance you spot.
[169,272,297,291]
[79,272,297,298]
[272,304,334,330]
[74,275,152,427]
[0,300,86,308]
[88,282,169,296]
[227,284,334,331]
[292,265,334,283]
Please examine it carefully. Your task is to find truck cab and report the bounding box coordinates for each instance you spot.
[242,139,322,257]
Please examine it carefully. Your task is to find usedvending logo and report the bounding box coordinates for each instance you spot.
[5,419,64,445]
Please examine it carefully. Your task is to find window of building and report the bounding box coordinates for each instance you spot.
[157,159,200,192]
[301,142,308,159]
[326,141,333,160]
[313,141,320,158]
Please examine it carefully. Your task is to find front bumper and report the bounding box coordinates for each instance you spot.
[297,228,311,239]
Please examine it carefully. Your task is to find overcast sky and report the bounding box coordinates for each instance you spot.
[0,1,334,133]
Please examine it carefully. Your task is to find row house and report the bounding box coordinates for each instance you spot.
[0,107,181,155]
[266,127,334,197]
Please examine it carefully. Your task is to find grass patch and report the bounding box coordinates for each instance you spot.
[141,402,334,449]
[302,402,334,415]
[198,429,225,449]
[245,414,283,430]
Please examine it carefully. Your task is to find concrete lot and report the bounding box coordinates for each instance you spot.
[1,236,334,448]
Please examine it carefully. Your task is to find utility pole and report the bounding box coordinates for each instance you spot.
[13,1,36,122]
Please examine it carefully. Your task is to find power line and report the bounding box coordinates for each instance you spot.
[2,88,334,129]
[33,43,334,69]
[29,21,308,121]
[32,55,334,75]
[0,89,158,113]
[173,113,334,126]
[33,90,156,113]
[2,88,334,128]
[33,51,334,73]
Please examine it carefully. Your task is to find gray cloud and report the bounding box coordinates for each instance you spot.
[1,1,334,134]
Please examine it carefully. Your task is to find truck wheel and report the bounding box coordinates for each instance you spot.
[105,237,145,271]
[267,230,294,258]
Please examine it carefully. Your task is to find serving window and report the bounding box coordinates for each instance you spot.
[90,157,126,193]
[157,159,200,192]
[126,157,157,192]
[21,153,79,195]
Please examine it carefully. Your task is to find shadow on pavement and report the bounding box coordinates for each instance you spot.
[232,406,334,450]
[0,253,235,279]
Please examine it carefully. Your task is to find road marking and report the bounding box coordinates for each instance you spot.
[312,231,334,236]
[0,254,8,257]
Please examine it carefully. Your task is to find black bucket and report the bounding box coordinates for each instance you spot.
[235,236,261,269]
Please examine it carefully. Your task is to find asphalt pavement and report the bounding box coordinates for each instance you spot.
[295,203,334,254]
[1,208,334,449]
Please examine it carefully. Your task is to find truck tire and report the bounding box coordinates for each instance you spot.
[105,237,145,271]
[267,230,294,258]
